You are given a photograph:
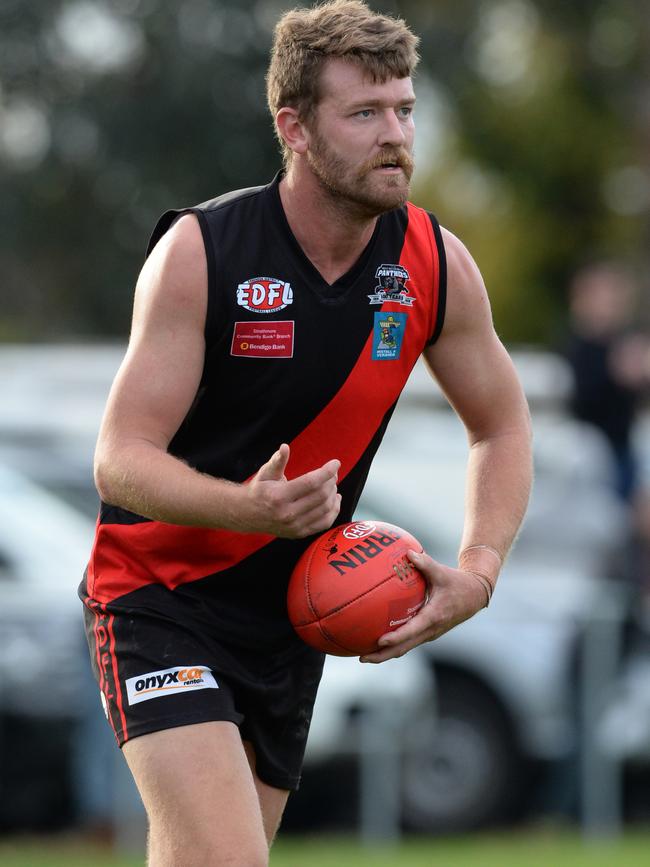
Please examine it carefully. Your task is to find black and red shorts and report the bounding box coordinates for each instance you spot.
[81,585,325,791]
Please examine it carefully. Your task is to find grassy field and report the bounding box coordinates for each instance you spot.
[1,830,650,867]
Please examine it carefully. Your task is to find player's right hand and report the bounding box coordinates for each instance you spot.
[360,550,488,663]
[238,444,342,538]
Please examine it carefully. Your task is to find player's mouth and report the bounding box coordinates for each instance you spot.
[373,162,403,173]
[360,150,414,180]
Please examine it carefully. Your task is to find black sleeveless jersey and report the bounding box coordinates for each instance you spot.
[82,174,446,645]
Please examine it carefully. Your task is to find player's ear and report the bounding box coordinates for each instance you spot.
[276,107,309,157]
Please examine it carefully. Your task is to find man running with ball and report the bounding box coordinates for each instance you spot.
[80,2,533,864]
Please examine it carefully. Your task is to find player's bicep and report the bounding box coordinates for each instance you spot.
[97,214,208,455]
[423,230,528,442]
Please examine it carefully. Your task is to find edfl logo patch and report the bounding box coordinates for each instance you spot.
[236,277,293,313]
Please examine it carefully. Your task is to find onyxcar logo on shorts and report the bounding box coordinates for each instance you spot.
[125,665,219,706]
[236,277,293,313]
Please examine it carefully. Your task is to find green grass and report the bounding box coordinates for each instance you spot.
[274,830,650,866]
[1,829,650,867]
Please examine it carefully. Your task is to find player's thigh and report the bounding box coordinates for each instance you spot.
[243,740,290,844]
[123,720,268,867]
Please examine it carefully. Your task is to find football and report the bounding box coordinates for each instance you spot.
[287,520,427,656]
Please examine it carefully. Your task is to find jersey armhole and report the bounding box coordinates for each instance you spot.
[426,213,447,346]
[190,208,219,349]
[145,207,219,350]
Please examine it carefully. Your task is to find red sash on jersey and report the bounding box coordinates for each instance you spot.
[87,204,442,604]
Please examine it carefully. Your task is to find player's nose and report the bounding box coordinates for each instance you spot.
[377,109,407,148]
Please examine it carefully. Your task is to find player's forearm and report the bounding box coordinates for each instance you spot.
[95,438,341,539]
[94,440,245,530]
[460,423,533,564]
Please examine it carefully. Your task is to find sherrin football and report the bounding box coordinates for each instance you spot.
[287,520,427,656]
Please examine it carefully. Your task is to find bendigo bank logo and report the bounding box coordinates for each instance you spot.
[125,665,219,706]
[237,277,294,313]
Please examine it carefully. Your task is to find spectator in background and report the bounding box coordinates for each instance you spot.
[563,259,650,503]
[623,488,650,630]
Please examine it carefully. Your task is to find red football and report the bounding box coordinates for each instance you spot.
[287,520,427,656]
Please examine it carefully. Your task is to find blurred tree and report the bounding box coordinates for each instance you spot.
[0,0,647,342]
[400,0,649,341]
[0,0,280,338]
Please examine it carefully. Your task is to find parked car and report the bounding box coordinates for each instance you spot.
[300,354,630,831]
[0,463,96,829]
[0,459,431,836]
[0,344,637,834]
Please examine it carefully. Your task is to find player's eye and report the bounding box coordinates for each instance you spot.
[355,109,374,118]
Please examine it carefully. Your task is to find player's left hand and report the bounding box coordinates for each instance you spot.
[359,549,489,664]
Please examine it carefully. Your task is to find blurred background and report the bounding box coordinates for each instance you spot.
[1,0,650,863]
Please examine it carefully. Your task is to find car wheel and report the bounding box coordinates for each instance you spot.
[401,668,524,832]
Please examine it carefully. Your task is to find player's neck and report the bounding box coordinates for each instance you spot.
[279,167,378,287]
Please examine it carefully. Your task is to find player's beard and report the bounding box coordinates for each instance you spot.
[306,128,414,218]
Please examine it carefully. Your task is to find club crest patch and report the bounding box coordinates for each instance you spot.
[372,312,407,360]
[367,264,415,306]
[236,277,293,313]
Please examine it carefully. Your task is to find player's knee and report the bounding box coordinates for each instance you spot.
[149,831,269,867]
[211,842,269,867]
[147,808,269,867]
[232,846,269,867]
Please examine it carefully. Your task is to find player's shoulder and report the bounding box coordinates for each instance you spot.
[146,177,274,257]
[195,181,269,216]
[400,205,477,291]
[401,201,447,251]
[147,211,204,267]
[439,226,484,294]
[431,226,492,338]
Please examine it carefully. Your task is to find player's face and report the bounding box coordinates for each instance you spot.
[305,59,415,216]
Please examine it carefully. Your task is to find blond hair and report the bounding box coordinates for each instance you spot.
[266,0,420,162]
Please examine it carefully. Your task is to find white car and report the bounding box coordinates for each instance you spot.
[0,463,98,830]
[0,345,635,833]
[300,355,629,831]
[0,463,94,716]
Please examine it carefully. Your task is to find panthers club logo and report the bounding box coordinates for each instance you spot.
[236,277,294,313]
[367,264,415,307]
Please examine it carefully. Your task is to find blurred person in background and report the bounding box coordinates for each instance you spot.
[563,259,650,503]
[597,487,650,764]
[630,490,650,628]
[564,261,650,770]
[71,634,116,843]
[612,487,650,633]
[78,2,532,864]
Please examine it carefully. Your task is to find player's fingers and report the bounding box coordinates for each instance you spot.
[295,459,340,492]
[255,443,290,482]
[288,478,340,514]
[361,604,443,661]
[365,584,443,659]
[299,493,342,534]
[407,548,439,574]
[376,610,431,651]
[286,459,340,499]
[286,492,342,538]
[406,549,447,590]
[360,633,424,664]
